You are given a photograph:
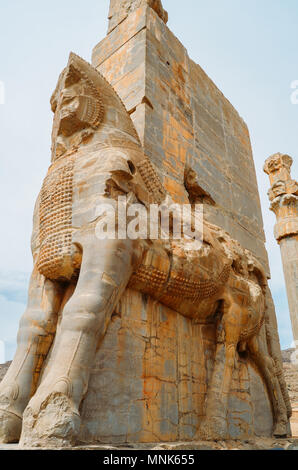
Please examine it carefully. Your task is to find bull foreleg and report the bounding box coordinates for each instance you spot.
[0,268,63,443]
[197,298,240,440]
[20,237,142,447]
[248,334,289,437]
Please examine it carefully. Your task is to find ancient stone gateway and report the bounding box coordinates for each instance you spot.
[0,1,292,447]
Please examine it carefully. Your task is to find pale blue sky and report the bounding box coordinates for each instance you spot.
[0,0,297,359]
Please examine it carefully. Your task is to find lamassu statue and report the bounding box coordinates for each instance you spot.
[0,54,291,447]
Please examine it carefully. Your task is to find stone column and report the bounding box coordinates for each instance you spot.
[264,153,298,348]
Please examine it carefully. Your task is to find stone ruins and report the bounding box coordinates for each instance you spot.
[0,0,292,447]
[264,153,298,352]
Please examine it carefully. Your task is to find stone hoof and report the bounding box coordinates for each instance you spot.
[273,421,288,438]
[0,409,22,443]
[19,392,81,448]
[196,416,228,441]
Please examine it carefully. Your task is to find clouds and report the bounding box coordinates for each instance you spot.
[0,271,30,304]
[0,341,4,364]
[0,271,30,360]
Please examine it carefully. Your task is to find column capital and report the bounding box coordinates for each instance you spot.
[264,153,298,241]
[264,153,293,186]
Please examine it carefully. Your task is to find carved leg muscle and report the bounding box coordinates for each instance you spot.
[0,269,62,443]
[20,238,141,447]
[197,297,241,440]
[248,334,289,437]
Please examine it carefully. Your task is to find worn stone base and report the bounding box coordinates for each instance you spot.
[77,289,274,444]
[291,405,298,438]
[1,438,298,451]
[0,290,289,445]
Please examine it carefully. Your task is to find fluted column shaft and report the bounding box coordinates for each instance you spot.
[264,153,298,346]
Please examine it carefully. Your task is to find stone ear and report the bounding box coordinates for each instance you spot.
[76,95,104,129]
[50,70,66,113]
[65,64,82,88]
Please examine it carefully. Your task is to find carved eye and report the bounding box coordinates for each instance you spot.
[127,160,136,175]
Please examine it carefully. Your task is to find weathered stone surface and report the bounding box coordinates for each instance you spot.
[282,349,298,437]
[0,0,291,448]
[264,153,298,347]
[0,363,10,383]
[93,3,269,274]
[108,0,168,34]
[79,289,277,444]
[283,350,298,402]
[1,438,298,451]
[0,346,296,441]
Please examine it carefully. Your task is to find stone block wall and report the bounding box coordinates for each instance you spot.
[92,5,269,274]
[76,2,287,443]
[79,290,273,443]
